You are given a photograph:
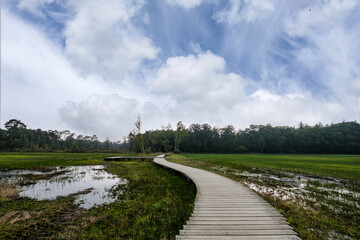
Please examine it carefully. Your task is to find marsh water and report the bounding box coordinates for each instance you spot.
[208,165,360,239]
[211,165,360,211]
[0,165,126,209]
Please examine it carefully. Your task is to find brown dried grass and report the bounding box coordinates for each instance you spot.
[0,211,31,224]
[0,183,19,198]
[56,215,100,239]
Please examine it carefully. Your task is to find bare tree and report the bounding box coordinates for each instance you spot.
[133,115,145,153]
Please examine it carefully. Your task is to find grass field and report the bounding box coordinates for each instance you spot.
[168,153,360,180]
[0,152,156,169]
[167,154,360,240]
[1,152,359,239]
[0,152,196,239]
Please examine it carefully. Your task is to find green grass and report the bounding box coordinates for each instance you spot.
[76,162,196,239]
[0,153,196,239]
[168,153,360,180]
[167,154,360,240]
[0,152,156,169]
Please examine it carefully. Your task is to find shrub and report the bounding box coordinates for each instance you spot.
[145,147,152,154]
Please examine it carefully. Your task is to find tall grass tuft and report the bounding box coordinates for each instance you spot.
[0,183,19,198]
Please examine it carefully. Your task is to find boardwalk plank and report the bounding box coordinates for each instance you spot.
[180,229,297,235]
[186,220,289,225]
[176,236,301,240]
[183,224,293,230]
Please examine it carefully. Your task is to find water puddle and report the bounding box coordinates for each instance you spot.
[0,166,126,209]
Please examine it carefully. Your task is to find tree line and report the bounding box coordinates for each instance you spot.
[0,119,123,152]
[1,118,360,154]
[128,121,360,154]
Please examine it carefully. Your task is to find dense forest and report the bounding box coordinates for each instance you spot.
[129,121,360,154]
[1,119,360,154]
[0,119,123,152]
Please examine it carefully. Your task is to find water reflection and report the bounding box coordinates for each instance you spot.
[0,166,126,209]
[0,169,49,184]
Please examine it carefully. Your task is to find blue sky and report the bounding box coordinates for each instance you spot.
[2,0,360,140]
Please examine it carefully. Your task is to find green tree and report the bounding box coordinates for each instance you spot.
[220,125,236,153]
[174,121,185,152]
[4,119,29,150]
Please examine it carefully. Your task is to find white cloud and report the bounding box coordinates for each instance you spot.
[238,91,349,127]
[213,0,360,124]
[150,51,247,124]
[249,89,281,102]
[150,51,354,128]
[63,0,159,81]
[285,0,357,37]
[1,8,143,139]
[213,0,290,90]
[59,94,139,140]
[141,101,166,131]
[1,2,161,140]
[1,9,95,129]
[165,0,210,9]
[351,77,360,94]
[7,0,159,83]
[151,51,246,100]
[284,0,360,118]
[214,0,274,24]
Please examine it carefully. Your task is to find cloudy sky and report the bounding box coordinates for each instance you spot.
[2,0,360,140]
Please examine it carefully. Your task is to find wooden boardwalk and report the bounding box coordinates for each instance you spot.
[104,156,154,161]
[154,155,300,240]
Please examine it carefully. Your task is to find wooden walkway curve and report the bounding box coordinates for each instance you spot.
[154,155,300,240]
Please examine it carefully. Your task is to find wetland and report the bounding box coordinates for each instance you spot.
[0,153,196,239]
[1,165,126,209]
[168,154,360,240]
